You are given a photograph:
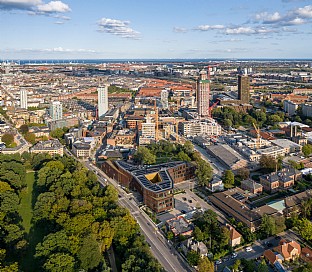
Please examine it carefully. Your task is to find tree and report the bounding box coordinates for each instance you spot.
[77,235,102,270]
[50,128,65,140]
[43,253,76,272]
[193,226,204,241]
[302,144,312,157]
[19,124,29,134]
[298,218,312,241]
[177,151,191,162]
[187,250,200,266]
[256,260,269,272]
[222,170,234,186]
[1,134,14,147]
[198,256,214,272]
[24,132,36,144]
[260,155,280,172]
[232,259,241,272]
[224,118,232,127]
[133,146,156,165]
[183,140,194,155]
[260,214,276,237]
[195,159,213,186]
[237,168,250,180]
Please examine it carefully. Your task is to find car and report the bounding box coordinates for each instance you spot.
[245,246,252,252]
[215,259,222,265]
[188,199,193,203]
[266,242,273,248]
[223,257,229,262]
[181,210,187,214]
[182,197,187,201]
[231,253,237,258]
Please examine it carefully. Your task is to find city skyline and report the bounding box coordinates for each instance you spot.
[1,0,312,59]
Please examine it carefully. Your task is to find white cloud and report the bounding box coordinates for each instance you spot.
[225,27,256,34]
[295,5,312,18]
[194,24,224,31]
[0,0,71,16]
[0,0,40,9]
[97,18,141,39]
[37,1,70,13]
[173,27,187,33]
[255,12,282,23]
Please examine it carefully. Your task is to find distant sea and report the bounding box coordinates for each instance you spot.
[2,58,312,65]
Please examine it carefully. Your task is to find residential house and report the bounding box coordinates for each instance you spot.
[166,216,194,237]
[226,224,242,247]
[301,247,312,264]
[274,239,301,262]
[241,179,263,194]
[181,238,208,258]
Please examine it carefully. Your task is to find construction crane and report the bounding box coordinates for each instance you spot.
[208,99,220,115]
[252,122,261,149]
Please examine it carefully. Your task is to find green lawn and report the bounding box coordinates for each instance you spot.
[19,171,35,233]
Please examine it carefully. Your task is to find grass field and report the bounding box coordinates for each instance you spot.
[18,171,45,272]
[19,171,35,233]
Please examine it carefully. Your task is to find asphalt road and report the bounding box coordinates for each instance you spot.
[85,162,192,272]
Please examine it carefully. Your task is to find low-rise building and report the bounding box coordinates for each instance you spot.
[274,239,301,262]
[166,216,194,237]
[226,224,242,247]
[241,179,263,194]
[72,141,91,159]
[259,168,301,193]
[301,247,312,264]
[30,139,63,156]
[271,139,302,154]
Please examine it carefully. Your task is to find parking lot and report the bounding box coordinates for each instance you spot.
[157,190,201,223]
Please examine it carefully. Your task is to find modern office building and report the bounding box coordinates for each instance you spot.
[20,88,28,109]
[49,101,63,121]
[238,74,250,103]
[98,86,108,118]
[161,89,169,109]
[197,70,210,117]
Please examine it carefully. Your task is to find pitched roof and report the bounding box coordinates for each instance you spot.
[275,240,301,259]
[264,249,279,265]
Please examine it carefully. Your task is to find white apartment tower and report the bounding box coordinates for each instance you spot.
[20,88,28,109]
[98,86,108,118]
[50,101,63,121]
[161,89,169,109]
[197,70,210,117]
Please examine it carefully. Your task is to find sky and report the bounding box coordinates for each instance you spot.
[0,0,312,60]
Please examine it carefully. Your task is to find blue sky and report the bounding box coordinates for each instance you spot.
[0,0,312,59]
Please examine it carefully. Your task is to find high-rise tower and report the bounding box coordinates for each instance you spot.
[50,101,63,121]
[98,86,108,118]
[238,74,250,104]
[161,89,169,109]
[197,70,210,117]
[20,88,28,109]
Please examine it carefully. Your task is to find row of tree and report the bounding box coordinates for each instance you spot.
[0,154,27,271]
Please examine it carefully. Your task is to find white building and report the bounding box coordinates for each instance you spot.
[283,100,298,116]
[161,89,169,109]
[98,86,108,118]
[178,119,222,137]
[139,117,156,145]
[20,88,28,109]
[49,101,63,121]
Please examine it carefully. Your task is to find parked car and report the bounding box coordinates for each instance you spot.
[188,199,193,203]
[215,259,222,265]
[182,197,187,201]
[245,246,252,252]
[231,252,237,258]
[181,210,187,214]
